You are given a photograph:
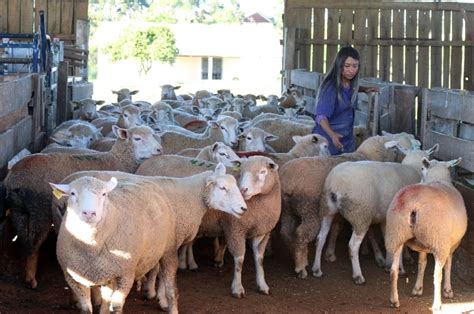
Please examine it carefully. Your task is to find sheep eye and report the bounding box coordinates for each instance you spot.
[133,137,141,141]
[219,152,226,156]
[66,143,72,147]
[102,193,106,196]
[71,192,75,196]
[246,137,252,141]
[219,186,227,191]
[220,126,225,130]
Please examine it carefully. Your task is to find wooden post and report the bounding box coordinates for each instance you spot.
[283,27,296,90]
[56,61,69,125]
[420,88,429,146]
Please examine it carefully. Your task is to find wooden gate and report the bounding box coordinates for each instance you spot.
[0,0,88,44]
[284,1,474,91]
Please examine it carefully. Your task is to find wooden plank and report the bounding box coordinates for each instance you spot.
[340,8,353,45]
[464,11,474,91]
[75,19,90,49]
[442,10,451,88]
[392,85,417,134]
[297,8,312,70]
[290,69,323,91]
[0,106,28,134]
[405,9,417,86]
[353,9,367,76]
[0,116,33,171]
[56,61,69,124]
[47,0,61,36]
[428,89,474,124]
[284,27,296,71]
[379,9,391,81]
[61,0,74,36]
[34,0,47,33]
[0,74,33,117]
[420,88,430,146]
[0,0,7,33]
[286,1,474,12]
[326,8,340,70]
[297,38,473,47]
[425,131,474,173]
[7,0,21,33]
[74,0,89,21]
[392,8,404,83]
[366,9,379,78]
[20,0,33,33]
[430,10,442,88]
[451,11,463,89]
[312,8,325,73]
[418,10,430,88]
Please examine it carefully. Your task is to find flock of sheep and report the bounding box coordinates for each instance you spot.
[0,84,468,313]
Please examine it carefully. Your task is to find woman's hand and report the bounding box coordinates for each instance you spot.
[330,132,344,151]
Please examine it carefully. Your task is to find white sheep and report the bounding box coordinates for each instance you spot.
[237,127,278,153]
[386,157,466,311]
[268,134,330,167]
[48,120,103,148]
[112,88,139,102]
[4,125,162,289]
[51,176,178,313]
[312,145,438,284]
[71,98,105,121]
[279,135,411,279]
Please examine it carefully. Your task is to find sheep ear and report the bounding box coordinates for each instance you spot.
[50,136,64,145]
[422,157,431,168]
[95,100,105,106]
[238,121,250,129]
[209,121,219,128]
[447,158,462,168]
[112,90,118,95]
[106,177,118,192]
[130,90,139,95]
[49,183,70,199]
[213,108,222,116]
[381,130,393,137]
[427,143,439,155]
[311,135,320,143]
[192,106,201,114]
[214,162,226,175]
[173,86,181,90]
[292,135,302,143]
[113,125,128,139]
[268,161,279,172]
[277,106,285,114]
[384,140,399,149]
[265,133,279,142]
[212,142,219,152]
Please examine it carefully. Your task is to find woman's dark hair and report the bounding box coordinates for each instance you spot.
[316,46,361,106]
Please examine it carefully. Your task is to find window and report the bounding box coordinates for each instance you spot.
[201,57,208,80]
[212,57,222,80]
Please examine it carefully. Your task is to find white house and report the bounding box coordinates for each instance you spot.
[93,16,282,102]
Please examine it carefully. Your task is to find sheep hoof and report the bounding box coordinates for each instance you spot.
[375,257,385,268]
[353,276,365,285]
[24,278,38,290]
[296,269,307,279]
[159,305,169,312]
[390,299,400,308]
[411,287,423,296]
[431,303,442,312]
[312,269,323,278]
[443,288,454,299]
[324,253,336,263]
[232,292,245,299]
[258,288,270,295]
[214,262,224,268]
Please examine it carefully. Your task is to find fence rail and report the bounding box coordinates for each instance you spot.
[283,0,474,91]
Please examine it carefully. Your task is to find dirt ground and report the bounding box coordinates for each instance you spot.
[0,232,473,314]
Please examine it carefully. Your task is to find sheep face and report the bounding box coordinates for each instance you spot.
[204,163,247,218]
[211,142,241,167]
[71,99,104,121]
[238,127,278,152]
[112,88,139,102]
[117,105,142,129]
[160,84,180,100]
[292,134,330,157]
[114,126,163,160]
[238,156,279,200]
[50,177,117,227]
[213,116,240,148]
[421,157,461,183]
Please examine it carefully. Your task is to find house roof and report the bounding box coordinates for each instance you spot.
[244,13,272,23]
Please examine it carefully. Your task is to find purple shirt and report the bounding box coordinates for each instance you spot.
[312,81,356,155]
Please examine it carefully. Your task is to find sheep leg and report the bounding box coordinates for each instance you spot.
[389,245,403,308]
[91,286,102,310]
[63,272,92,313]
[412,251,427,296]
[349,230,368,285]
[294,216,320,279]
[312,215,334,277]
[99,284,114,314]
[143,264,160,300]
[226,236,246,298]
[177,245,187,270]
[252,233,271,295]
[324,215,342,262]
[432,256,447,311]
[186,241,199,271]
[109,275,134,313]
[442,254,454,299]
[214,237,227,268]
[403,246,415,265]
[159,252,179,314]
[366,227,385,267]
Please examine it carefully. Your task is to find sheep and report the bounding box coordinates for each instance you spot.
[92,104,142,137]
[312,145,438,284]
[55,163,247,310]
[160,84,181,100]
[251,118,313,152]
[3,125,162,289]
[71,99,105,121]
[112,88,139,102]
[51,176,178,313]
[386,157,467,311]
[159,116,241,153]
[40,144,97,155]
[48,120,103,148]
[237,127,278,153]
[241,101,280,119]
[258,94,279,106]
[191,156,281,298]
[268,134,330,167]
[278,135,410,279]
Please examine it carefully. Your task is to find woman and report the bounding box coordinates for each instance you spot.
[313,46,378,155]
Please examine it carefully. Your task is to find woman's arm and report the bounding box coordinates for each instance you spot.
[319,117,344,151]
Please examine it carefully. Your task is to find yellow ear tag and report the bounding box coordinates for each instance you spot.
[52,188,63,200]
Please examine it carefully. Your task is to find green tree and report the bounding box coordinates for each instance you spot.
[104,26,179,74]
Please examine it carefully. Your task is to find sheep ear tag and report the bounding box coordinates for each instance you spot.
[52,188,64,200]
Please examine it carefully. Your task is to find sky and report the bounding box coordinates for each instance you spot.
[237,0,283,17]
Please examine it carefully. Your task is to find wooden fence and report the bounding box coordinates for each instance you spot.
[0,0,88,43]
[284,1,474,91]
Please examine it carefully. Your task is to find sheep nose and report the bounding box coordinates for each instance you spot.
[82,211,96,218]
[240,187,248,194]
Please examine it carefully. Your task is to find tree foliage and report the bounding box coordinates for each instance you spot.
[104,26,179,74]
